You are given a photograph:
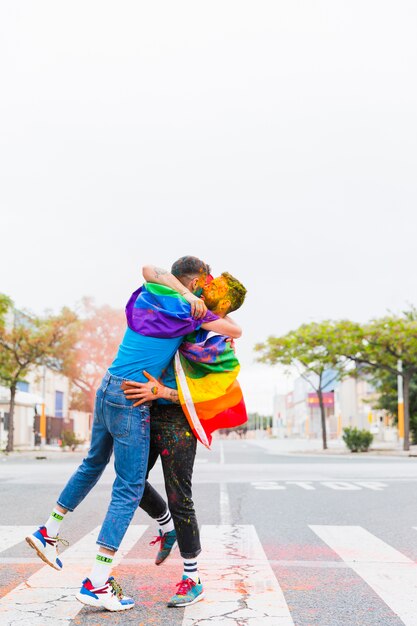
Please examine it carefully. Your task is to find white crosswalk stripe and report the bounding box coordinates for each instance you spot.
[251,480,388,491]
[182,525,294,625]
[0,525,147,625]
[310,525,417,626]
[0,527,36,554]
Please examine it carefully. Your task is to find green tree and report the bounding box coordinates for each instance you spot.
[0,295,78,452]
[255,321,348,450]
[334,313,417,451]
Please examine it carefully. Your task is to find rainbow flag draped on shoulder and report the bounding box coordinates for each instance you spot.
[174,330,247,448]
[126,283,218,337]
[125,283,247,448]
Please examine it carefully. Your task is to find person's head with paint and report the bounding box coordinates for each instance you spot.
[202,272,247,318]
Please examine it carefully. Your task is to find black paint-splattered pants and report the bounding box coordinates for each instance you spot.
[138,403,201,559]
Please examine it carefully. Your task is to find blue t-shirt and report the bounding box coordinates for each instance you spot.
[157,360,178,405]
[108,327,183,383]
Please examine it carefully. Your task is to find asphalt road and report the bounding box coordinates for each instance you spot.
[1,439,417,625]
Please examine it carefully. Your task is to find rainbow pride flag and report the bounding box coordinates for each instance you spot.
[175,330,247,448]
[126,283,218,337]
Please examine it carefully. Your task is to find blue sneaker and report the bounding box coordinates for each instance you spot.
[25,526,68,571]
[76,577,135,612]
[167,576,205,607]
[150,529,177,565]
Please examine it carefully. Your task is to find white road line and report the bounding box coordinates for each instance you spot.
[0,525,147,625]
[0,526,35,553]
[220,483,232,525]
[182,525,294,625]
[310,525,417,625]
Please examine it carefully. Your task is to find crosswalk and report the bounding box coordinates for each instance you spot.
[1,524,417,624]
[0,525,146,625]
[251,481,388,491]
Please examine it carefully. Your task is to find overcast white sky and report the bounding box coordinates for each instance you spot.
[1,1,416,414]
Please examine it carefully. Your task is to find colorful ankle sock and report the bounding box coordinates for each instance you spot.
[44,508,65,537]
[89,552,114,588]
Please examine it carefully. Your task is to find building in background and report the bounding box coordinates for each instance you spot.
[0,367,91,449]
[272,392,287,437]
[284,373,337,439]
[274,370,395,441]
[335,376,394,441]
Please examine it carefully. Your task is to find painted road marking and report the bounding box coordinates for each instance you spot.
[310,525,417,625]
[4,524,415,624]
[0,525,147,625]
[251,482,287,490]
[0,526,35,553]
[182,525,294,625]
[321,481,362,490]
[355,481,387,491]
[251,481,388,491]
[220,483,232,525]
[286,481,315,490]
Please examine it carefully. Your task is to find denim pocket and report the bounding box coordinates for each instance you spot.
[104,399,133,437]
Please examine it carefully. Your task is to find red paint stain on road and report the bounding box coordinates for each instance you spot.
[264,542,338,561]
[0,563,40,598]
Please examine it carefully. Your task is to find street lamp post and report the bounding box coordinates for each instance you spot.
[397,359,404,445]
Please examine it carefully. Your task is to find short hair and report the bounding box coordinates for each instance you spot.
[171,256,211,280]
[222,272,247,313]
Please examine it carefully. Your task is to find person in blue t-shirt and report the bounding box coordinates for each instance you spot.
[25,256,242,613]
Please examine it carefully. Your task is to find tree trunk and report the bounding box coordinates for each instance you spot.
[88,386,96,414]
[403,371,411,451]
[6,383,17,453]
[317,388,328,450]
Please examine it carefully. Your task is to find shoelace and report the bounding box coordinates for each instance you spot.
[52,536,70,548]
[176,578,195,596]
[109,578,124,599]
[149,535,164,547]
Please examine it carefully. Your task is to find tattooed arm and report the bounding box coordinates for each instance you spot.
[142,265,183,291]
[121,371,180,407]
[142,264,207,319]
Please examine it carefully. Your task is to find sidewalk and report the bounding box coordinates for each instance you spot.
[248,437,417,458]
[0,445,87,461]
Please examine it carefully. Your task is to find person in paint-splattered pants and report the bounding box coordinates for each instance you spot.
[123,272,247,608]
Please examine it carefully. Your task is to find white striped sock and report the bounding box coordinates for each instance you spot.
[183,558,199,583]
[156,509,174,533]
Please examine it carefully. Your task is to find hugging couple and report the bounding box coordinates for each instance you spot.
[25,255,247,612]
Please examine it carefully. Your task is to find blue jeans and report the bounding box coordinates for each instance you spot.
[57,371,150,551]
